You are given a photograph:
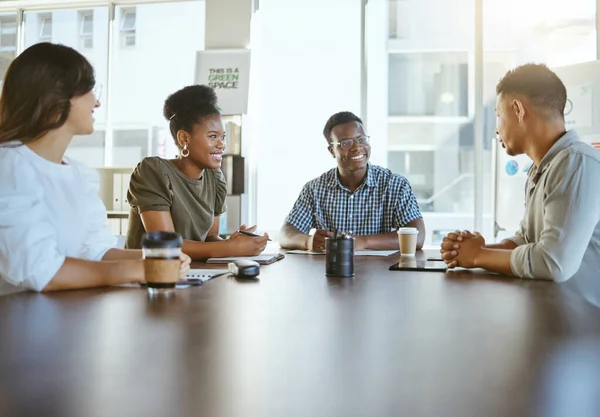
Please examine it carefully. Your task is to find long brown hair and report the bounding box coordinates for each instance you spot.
[0,42,95,145]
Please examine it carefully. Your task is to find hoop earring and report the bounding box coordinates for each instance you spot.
[180,144,189,158]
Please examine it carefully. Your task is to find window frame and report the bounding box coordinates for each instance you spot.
[38,14,52,40]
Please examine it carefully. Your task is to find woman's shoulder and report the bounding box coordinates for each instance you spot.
[63,156,97,177]
[0,144,24,168]
[132,157,174,181]
[137,156,171,172]
[0,145,40,190]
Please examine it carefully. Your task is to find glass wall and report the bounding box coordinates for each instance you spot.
[379,0,597,247]
[11,1,205,168]
[385,0,477,247]
[484,0,597,242]
[24,7,110,167]
[0,0,597,238]
[110,2,205,167]
[0,13,17,87]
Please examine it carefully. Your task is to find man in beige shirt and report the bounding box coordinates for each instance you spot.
[441,63,600,307]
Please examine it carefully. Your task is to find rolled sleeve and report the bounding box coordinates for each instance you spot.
[503,220,528,247]
[510,153,600,282]
[392,177,422,228]
[285,183,316,234]
[0,189,66,292]
[127,158,172,213]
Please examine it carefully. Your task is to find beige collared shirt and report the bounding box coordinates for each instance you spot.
[505,130,600,306]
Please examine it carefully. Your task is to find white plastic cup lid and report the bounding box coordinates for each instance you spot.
[397,227,418,235]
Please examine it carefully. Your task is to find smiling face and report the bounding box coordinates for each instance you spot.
[328,121,370,172]
[67,90,100,136]
[178,114,226,170]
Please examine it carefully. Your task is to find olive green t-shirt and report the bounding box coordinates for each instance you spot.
[125,157,228,249]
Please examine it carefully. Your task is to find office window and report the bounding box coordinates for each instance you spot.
[0,18,16,50]
[388,0,410,39]
[387,50,473,221]
[38,14,52,40]
[120,8,136,48]
[378,0,596,245]
[24,8,110,167]
[372,0,478,247]
[0,14,17,87]
[22,2,204,168]
[388,52,469,117]
[79,11,94,49]
[110,2,205,166]
[484,0,597,241]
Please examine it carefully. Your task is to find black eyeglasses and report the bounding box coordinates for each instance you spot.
[330,135,370,151]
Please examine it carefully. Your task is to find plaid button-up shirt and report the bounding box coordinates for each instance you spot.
[285,164,422,235]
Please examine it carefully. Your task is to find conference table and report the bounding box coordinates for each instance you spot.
[1,250,600,417]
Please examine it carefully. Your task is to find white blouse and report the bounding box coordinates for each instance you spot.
[0,143,116,295]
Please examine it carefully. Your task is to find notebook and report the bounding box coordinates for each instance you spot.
[206,253,285,265]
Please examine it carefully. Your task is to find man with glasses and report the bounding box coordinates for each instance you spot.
[279,111,425,252]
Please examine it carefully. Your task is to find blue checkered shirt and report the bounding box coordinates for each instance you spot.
[285,164,422,235]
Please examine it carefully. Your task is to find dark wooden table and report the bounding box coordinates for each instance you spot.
[1,251,600,417]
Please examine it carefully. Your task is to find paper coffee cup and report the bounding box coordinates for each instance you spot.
[397,227,418,257]
[141,231,183,296]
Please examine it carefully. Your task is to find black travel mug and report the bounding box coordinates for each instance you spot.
[325,235,354,277]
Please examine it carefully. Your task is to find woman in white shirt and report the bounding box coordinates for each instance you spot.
[0,42,190,296]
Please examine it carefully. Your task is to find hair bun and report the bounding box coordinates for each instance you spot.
[163,85,218,121]
[194,84,218,106]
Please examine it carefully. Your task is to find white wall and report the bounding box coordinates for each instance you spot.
[254,0,362,235]
[366,0,389,168]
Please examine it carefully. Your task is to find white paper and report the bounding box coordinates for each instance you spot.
[287,249,398,257]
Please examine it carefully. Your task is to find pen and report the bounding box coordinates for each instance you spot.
[237,229,272,241]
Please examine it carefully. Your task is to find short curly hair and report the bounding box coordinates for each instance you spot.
[323,111,364,143]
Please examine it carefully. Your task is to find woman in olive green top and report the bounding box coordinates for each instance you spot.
[125,85,268,259]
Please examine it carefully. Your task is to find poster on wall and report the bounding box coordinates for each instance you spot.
[194,49,251,115]
[564,84,593,130]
